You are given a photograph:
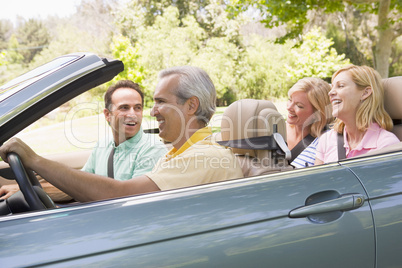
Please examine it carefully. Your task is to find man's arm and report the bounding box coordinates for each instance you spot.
[32,157,160,202]
[0,138,161,202]
[0,180,74,202]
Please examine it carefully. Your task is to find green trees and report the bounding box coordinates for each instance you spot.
[0,0,116,84]
[0,19,50,75]
[110,35,147,101]
[229,0,402,78]
[5,35,24,64]
[235,28,349,101]
[0,51,6,66]
[2,0,398,106]
[113,3,245,105]
[236,35,293,100]
[112,2,349,105]
[16,19,50,64]
[286,27,350,82]
[0,20,13,50]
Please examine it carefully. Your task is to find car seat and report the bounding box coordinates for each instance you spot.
[383,76,402,140]
[217,99,293,177]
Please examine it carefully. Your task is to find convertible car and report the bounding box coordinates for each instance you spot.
[0,53,401,267]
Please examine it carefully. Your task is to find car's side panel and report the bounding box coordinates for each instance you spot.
[342,152,402,268]
[0,164,374,267]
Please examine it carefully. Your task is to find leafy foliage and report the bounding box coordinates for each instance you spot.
[0,51,6,66]
[235,27,349,100]
[5,35,24,64]
[228,0,345,43]
[114,4,245,105]
[192,36,240,103]
[228,0,402,77]
[16,19,50,64]
[286,27,350,81]
[0,20,13,50]
[326,19,369,67]
[110,35,145,83]
[4,0,398,109]
[236,34,294,100]
[110,35,148,101]
[111,2,351,104]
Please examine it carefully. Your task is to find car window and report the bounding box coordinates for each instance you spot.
[15,89,108,156]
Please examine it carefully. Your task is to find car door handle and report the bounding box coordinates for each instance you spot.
[288,194,365,218]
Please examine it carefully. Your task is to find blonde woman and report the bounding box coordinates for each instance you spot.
[315,65,399,164]
[287,77,333,168]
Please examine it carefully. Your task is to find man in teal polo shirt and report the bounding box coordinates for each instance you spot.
[82,80,167,180]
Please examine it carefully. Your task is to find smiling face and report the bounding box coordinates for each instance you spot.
[329,71,363,123]
[150,75,190,147]
[286,91,315,128]
[104,87,143,145]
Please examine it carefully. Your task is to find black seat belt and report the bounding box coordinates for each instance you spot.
[337,133,346,160]
[289,134,315,162]
[107,147,115,179]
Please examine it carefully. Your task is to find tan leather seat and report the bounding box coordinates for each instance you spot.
[383,76,402,140]
[219,99,293,177]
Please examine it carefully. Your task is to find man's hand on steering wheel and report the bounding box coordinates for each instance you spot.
[0,184,20,200]
[0,137,38,169]
[0,138,56,211]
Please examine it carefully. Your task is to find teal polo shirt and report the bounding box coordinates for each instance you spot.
[82,128,168,180]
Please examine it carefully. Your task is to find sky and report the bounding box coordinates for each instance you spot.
[0,0,82,24]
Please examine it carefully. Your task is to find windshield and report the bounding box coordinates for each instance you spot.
[0,55,80,103]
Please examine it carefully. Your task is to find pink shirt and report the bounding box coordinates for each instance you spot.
[316,123,400,163]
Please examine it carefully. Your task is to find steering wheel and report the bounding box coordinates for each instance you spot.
[7,152,56,211]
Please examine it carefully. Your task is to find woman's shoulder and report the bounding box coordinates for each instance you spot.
[377,127,400,146]
[319,128,338,140]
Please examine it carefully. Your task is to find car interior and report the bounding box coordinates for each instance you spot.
[383,76,402,140]
[362,76,402,155]
[215,99,293,177]
[0,76,401,215]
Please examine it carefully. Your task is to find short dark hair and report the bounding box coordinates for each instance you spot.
[104,80,144,110]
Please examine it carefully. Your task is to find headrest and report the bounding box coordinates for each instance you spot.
[383,77,402,120]
[220,99,286,157]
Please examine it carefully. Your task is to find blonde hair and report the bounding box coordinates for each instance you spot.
[288,77,333,137]
[331,65,393,133]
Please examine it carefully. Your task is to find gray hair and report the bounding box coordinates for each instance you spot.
[158,66,216,125]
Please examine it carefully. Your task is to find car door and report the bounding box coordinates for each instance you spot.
[342,151,402,268]
[0,163,374,267]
